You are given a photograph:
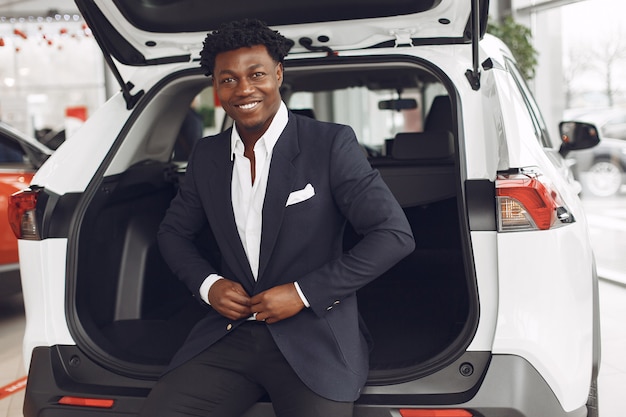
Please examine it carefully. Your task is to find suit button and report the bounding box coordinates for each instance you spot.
[226,324,233,331]
[333,300,340,305]
[326,306,333,311]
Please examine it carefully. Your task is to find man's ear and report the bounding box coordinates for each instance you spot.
[276,63,284,86]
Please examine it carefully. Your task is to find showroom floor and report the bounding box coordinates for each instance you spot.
[0,294,26,417]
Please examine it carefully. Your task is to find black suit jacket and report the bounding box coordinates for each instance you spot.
[157,112,415,401]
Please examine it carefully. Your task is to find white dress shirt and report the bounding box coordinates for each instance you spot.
[199,102,309,308]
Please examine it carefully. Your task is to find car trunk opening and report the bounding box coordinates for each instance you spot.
[69,59,477,383]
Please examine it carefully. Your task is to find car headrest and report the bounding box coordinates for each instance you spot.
[391,131,454,160]
[424,95,452,132]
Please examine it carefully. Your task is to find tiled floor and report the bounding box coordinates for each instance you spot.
[596,279,626,417]
[0,294,26,417]
[582,195,626,415]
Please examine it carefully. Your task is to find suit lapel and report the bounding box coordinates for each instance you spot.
[258,117,300,282]
[205,130,256,288]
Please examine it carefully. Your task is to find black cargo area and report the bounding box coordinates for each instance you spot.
[74,156,469,374]
[75,161,207,364]
[357,198,467,370]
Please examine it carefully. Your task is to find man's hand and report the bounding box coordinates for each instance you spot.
[208,279,252,320]
[251,283,305,324]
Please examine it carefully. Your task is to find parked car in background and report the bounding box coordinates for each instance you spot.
[12,1,602,417]
[563,109,626,196]
[564,108,626,141]
[0,121,52,297]
[571,136,626,197]
[35,127,67,150]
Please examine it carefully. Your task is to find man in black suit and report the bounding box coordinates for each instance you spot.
[141,18,414,417]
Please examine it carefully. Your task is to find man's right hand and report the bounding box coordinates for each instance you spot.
[208,279,252,320]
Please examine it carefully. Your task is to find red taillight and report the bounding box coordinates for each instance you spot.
[8,188,42,240]
[399,409,473,417]
[58,396,115,408]
[496,169,573,232]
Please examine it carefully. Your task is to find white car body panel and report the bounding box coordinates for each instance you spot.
[92,0,473,60]
[465,231,499,351]
[480,39,594,411]
[493,225,594,411]
[19,239,75,369]
[33,95,129,194]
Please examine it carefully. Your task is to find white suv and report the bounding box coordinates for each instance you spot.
[12,1,601,416]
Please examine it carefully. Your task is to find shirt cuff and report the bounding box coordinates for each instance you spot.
[200,274,224,305]
[294,281,310,308]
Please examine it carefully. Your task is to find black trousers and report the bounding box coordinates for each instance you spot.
[138,321,354,417]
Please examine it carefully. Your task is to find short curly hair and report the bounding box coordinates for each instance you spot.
[200,19,294,76]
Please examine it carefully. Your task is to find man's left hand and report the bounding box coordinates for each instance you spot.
[250,283,305,324]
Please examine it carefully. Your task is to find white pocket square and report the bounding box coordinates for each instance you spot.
[286,183,315,206]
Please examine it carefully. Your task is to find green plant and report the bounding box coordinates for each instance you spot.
[487,16,538,80]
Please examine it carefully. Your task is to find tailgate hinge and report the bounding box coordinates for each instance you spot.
[465,0,482,91]
[76,0,144,110]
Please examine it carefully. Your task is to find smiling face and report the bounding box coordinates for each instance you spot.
[213,44,284,145]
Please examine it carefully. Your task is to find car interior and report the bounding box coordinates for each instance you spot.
[71,61,474,381]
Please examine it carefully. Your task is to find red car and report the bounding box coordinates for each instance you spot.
[0,121,52,297]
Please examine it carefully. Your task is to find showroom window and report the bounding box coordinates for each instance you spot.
[0,14,105,141]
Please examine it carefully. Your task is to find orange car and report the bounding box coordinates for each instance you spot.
[0,121,51,297]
